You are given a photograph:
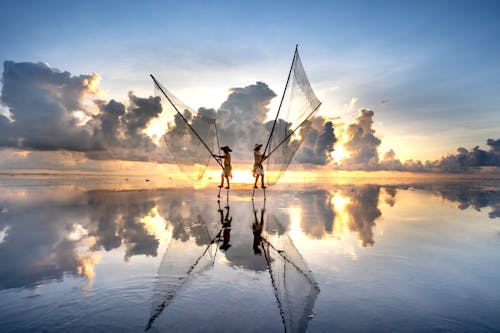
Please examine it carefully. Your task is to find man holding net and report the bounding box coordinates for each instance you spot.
[253,144,266,189]
[214,146,232,189]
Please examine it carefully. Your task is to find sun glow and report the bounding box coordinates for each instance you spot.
[331,192,352,239]
[230,169,256,184]
[289,206,305,240]
[332,144,350,163]
[140,206,170,240]
[144,110,173,145]
[83,73,104,96]
[76,254,102,280]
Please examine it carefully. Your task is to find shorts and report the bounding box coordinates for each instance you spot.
[222,165,232,177]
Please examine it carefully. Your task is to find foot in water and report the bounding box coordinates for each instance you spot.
[261,186,267,189]
[218,185,223,188]
[225,186,230,189]
[253,186,259,189]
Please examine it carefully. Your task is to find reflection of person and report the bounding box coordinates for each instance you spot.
[252,144,266,189]
[218,201,232,251]
[214,146,232,189]
[252,202,265,255]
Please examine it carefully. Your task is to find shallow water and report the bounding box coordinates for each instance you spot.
[0,176,499,332]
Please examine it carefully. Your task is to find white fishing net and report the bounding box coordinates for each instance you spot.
[264,49,321,185]
[153,78,219,181]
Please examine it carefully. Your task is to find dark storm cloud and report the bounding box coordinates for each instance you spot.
[421,138,500,172]
[0,61,167,163]
[295,117,337,165]
[87,93,164,162]
[1,62,335,166]
[0,61,102,151]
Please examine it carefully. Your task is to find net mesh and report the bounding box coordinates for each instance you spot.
[154,80,218,181]
[265,50,321,185]
[264,214,320,333]
[146,213,217,330]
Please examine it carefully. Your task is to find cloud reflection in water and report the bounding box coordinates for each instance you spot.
[0,183,498,291]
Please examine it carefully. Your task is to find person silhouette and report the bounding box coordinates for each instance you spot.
[214,146,232,189]
[252,144,266,189]
[252,201,265,255]
[218,200,232,251]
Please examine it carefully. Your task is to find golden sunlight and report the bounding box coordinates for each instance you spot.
[231,169,256,184]
[288,206,305,240]
[331,192,352,239]
[76,254,102,280]
[144,110,172,145]
[83,73,104,96]
[332,144,350,163]
[140,206,170,240]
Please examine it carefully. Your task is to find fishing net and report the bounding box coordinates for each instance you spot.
[154,79,218,181]
[146,211,218,331]
[263,214,320,333]
[264,49,321,185]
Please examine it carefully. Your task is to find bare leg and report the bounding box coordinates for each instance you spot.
[225,176,230,189]
[219,174,224,188]
[261,175,266,189]
[254,175,259,189]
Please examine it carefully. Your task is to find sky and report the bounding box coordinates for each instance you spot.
[0,0,499,172]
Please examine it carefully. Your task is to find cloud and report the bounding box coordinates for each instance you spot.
[0,193,92,289]
[2,60,498,173]
[344,97,358,112]
[214,81,276,160]
[295,117,337,165]
[408,183,500,219]
[0,61,102,151]
[87,190,160,259]
[87,93,164,162]
[334,107,500,172]
[1,62,336,168]
[0,61,167,163]
[0,188,220,289]
[339,109,381,170]
[421,139,500,172]
[345,186,382,247]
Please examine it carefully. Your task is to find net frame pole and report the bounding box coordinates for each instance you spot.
[214,121,222,157]
[263,102,322,161]
[150,74,223,168]
[263,44,299,158]
[215,121,223,197]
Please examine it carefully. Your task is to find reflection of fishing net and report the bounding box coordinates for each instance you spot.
[154,81,218,181]
[146,215,217,331]
[264,215,320,333]
[265,49,321,185]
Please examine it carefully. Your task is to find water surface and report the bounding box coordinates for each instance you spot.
[0,175,499,332]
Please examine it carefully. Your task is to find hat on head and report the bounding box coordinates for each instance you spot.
[254,143,263,150]
[220,146,232,152]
